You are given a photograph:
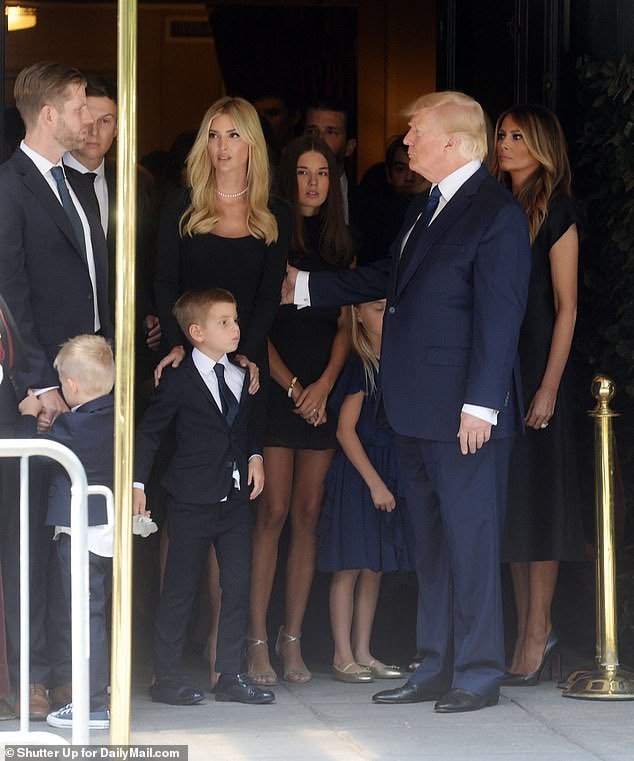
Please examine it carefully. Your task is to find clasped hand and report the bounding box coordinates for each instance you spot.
[280,266,299,305]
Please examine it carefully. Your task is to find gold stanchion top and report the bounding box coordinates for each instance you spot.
[590,375,619,418]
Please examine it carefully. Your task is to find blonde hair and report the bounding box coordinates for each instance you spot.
[54,335,115,398]
[350,305,380,396]
[492,104,571,242]
[404,91,488,162]
[181,96,278,244]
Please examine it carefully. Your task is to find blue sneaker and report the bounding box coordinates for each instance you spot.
[46,702,110,730]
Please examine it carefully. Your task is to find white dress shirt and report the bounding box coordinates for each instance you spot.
[64,152,109,236]
[295,158,498,425]
[20,140,101,333]
[54,403,113,558]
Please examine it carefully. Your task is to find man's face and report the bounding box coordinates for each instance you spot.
[253,96,297,146]
[73,96,117,167]
[402,108,451,184]
[387,145,427,195]
[304,108,356,170]
[51,83,94,152]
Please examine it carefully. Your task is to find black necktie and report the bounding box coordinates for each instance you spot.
[213,363,240,427]
[50,165,88,262]
[399,185,442,269]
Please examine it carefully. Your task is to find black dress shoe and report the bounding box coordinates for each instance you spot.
[372,681,441,704]
[434,688,498,713]
[148,677,205,705]
[215,673,275,704]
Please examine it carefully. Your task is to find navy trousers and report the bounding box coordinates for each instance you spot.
[154,497,253,680]
[396,435,512,698]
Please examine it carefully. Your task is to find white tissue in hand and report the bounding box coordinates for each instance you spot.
[132,514,158,537]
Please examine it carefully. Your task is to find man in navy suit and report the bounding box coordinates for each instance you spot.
[0,61,112,719]
[284,91,531,712]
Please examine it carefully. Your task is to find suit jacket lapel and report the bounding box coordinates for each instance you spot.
[182,357,226,423]
[14,151,86,263]
[387,194,429,302]
[396,168,486,298]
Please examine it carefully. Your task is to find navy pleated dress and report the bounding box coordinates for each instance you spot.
[317,354,414,573]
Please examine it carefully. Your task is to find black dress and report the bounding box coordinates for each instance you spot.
[502,195,585,562]
[154,191,292,440]
[265,214,344,450]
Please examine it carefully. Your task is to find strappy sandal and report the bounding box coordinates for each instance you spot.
[275,626,312,683]
[332,662,373,683]
[245,636,278,686]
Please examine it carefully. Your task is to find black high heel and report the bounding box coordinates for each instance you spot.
[502,630,560,687]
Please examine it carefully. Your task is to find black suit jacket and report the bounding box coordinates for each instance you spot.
[0,148,112,399]
[16,395,114,526]
[134,356,261,504]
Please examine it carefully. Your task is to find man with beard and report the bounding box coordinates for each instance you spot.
[0,61,112,720]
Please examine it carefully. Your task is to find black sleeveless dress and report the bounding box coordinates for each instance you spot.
[502,195,585,562]
[265,214,344,450]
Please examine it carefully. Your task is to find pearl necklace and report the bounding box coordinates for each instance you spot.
[215,186,248,199]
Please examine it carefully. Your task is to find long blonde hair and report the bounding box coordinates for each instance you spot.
[492,104,571,242]
[180,96,278,243]
[350,305,380,396]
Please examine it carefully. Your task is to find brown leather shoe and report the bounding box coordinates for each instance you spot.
[14,683,50,721]
[49,682,73,711]
[0,698,17,721]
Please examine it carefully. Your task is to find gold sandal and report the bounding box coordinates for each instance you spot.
[275,626,312,683]
[358,659,405,679]
[245,636,278,686]
[332,662,373,683]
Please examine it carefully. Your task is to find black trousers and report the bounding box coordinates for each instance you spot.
[154,496,253,680]
[57,534,112,712]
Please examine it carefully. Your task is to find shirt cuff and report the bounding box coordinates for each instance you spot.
[133,482,145,491]
[294,270,311,309]
[462,404,498,425]
[32,386,59,397]
[248,454,263,462]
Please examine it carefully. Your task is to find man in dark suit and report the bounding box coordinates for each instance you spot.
[133,288,273,707]
[285,91,531,712]
[0,61,112,719]
[63,76,161,380]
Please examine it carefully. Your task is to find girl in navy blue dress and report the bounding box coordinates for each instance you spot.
[317,299,413,683]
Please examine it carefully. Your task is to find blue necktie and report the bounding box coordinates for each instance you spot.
[50,166,87,262]
[399,185,442,268]
[213,363,240,427]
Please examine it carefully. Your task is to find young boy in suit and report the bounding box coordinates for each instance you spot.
[18,334,115,729]
[133,288,273,706]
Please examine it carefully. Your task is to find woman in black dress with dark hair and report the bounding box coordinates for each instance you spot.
[247,136,354,685]
[153,96,291,687]
[493,104,583,684]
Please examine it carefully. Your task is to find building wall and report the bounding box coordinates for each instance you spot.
[6,0,435,178]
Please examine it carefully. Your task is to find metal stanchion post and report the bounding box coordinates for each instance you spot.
[563,376,634,700]
[110,0,137,742]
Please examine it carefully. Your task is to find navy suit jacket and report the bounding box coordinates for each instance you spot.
[310,166,532,442]
[134,356,261,504]
[17,395,114,526]
[0,149,113,400]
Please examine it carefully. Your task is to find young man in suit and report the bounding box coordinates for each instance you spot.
[284,91,532,713]
[133,288,274,706]
[0,61,113,719]
[18,335,116,730]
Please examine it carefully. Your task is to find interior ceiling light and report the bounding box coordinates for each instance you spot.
[6,5,37,32]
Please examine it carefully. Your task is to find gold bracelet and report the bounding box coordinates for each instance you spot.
[287,376,298,398]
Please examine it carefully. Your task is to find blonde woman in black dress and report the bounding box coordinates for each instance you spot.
[493,105,583,684]
[153,97,291,686]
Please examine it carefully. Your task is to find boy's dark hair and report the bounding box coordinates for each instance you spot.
[14,61,85,128]
[173,288,237,337]
[85,76,117,103]
[305,96,356,139]
[385,133,408,169]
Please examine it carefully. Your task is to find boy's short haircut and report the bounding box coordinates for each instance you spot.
[14,61,86,129]
[173,288,237,338]
[54,334,115,398]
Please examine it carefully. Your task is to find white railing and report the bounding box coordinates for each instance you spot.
[0,439,97,745]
